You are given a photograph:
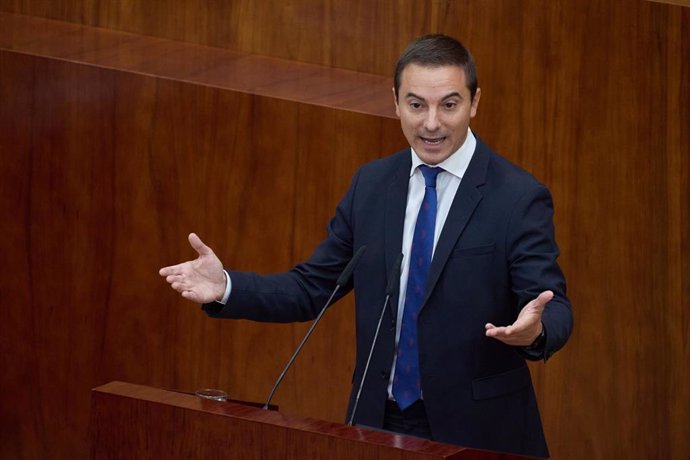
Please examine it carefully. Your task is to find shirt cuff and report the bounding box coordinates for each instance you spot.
[519,323,547,361]
[216,270,232,305]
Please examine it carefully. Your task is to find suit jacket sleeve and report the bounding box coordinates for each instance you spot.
[506,182,572,361]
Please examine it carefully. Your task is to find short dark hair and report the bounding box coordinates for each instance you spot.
[394,34,478,101]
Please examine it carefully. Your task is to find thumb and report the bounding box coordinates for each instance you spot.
[188,232,213,256]
[532,290,554,311]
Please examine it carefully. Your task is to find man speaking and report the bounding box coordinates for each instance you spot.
[160,34,573,458]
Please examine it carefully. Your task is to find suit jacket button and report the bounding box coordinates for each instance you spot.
[381,370,389,380]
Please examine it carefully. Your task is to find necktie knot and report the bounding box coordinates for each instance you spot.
[419,165,442,188]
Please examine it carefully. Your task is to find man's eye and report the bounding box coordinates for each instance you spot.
[445,102,457,109]
[410,102,422,109]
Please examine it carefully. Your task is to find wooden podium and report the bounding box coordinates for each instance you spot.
[90,381,539,459]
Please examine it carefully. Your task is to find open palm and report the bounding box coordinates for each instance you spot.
[159,233,226,303]
[484,290,553,346]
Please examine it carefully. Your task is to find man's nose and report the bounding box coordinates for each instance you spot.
[424,108,440,131]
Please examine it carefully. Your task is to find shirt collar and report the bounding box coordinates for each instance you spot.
[409,128,476,179]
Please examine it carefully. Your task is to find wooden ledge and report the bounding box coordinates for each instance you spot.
[0,12,396,119]
[92,381,539,459]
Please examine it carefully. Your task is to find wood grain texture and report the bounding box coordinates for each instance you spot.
[90,381,540,460]
[0,0,434,75]
[0,12,396,118]
[0,46,406,459]
[437,1,690,459]
[647,0,690,7]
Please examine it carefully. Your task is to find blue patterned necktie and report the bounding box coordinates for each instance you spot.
[393,165,441,410]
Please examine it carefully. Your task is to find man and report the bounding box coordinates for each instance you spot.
[160,35,573,458]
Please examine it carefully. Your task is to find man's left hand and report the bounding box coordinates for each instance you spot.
[484,290,553,346]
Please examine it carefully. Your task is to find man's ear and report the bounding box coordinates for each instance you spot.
[392,87,400,117]
[470,87,481,118]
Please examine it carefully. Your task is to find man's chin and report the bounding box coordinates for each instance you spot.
[416,148,451,165]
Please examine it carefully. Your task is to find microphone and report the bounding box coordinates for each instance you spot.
[263,245,367,410]
[347,252,403,425]
[389,254,404,329]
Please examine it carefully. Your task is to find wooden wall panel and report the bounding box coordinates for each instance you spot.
[0,49,406,459]
[436,1,690,459]
[0,12,397,119]
[0,0,434,75]
[0,50,119,457]
[0,50,42,460]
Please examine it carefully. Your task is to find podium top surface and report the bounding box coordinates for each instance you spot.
[92,381,539,460]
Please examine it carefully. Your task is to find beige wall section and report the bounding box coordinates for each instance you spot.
[0,1,688,459]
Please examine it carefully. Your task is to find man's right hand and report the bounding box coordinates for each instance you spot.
[159,233,226,303]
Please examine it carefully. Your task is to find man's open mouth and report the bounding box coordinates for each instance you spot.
[420,136,445,145]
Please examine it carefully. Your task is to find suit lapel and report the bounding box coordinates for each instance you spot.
[422,140,490,307]
[384,152,411,309]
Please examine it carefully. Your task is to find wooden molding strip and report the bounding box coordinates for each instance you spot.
[646,0,690,7]
[0,12,396,119]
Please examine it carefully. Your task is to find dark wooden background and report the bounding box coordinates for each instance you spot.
[0,1,688,459]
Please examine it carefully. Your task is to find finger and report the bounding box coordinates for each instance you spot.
[181,290,201,302]
[189,233,213,257]
[532,290,554,310]
[159,263,186,276]
[171,281,188,292]
[486,325,512,338]
[166,274,186,285]
[161,260,195,277]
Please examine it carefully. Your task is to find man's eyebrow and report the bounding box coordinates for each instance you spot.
[404,91,463,101]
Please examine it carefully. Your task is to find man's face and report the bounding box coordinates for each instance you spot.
[394,64,481,165]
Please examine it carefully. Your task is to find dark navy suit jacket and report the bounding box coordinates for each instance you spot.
[204,138,573,458]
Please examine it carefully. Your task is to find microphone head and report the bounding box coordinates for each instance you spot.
[336,245,367,287]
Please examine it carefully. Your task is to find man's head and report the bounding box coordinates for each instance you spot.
[394,34,479,102]
[393,35,481,165]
